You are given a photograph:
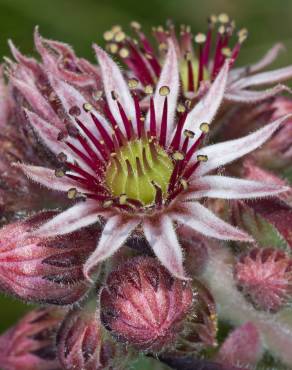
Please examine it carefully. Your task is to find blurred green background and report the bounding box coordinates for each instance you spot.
[0,0,291,367]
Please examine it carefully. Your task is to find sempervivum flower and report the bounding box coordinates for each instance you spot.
[104,16,292,102]
[57,302,129,370]
[0,211,100,305]
[100,256,193,352]
[0,307,65,370]
[234,248,292,312]
[10,37,291,280]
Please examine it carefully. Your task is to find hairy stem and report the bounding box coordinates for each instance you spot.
[202,245,292,367]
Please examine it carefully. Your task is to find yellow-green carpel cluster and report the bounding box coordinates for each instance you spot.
[105,138,174,205]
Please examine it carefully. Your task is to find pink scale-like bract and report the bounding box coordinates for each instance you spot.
[234,247,292,312]
[6,30,291,280]
[0,307,65,370]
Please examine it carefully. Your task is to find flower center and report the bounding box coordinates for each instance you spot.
[105,138,173,205]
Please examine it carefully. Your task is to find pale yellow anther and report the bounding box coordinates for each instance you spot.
[185,51,192,61]
[238,28,248,43]
[130,21,141,30]
[180,178,188,190]
[92,90,103,101]
[111,25,122,34]
[119,194,128,205]
[218,25,226,34]
[119,48,130,58]
[103,30,114,41]
[83,102,93,112]
[200,122,210,133]
[209,14,217,24]
[159,86,170,96]
[185,25,191,33]
[173,151,185,161]
[195,33,206,44]
[159,43,168,52]
[55,168,65,178]
[114,31,126,42]
[185,100,192,109]
[197,154,208,162]
[107,43,118,54]
[145,85,154,95]
[221,47,232,57]
[128,78,139,89]
[67,188,78,199]
[177,104,186,113]
[184,129,195,138]
[218,13,230,24]
[103,200,113,208]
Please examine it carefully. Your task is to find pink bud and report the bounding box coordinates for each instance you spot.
[0,307,64,370]
[0,212,99,305]
[255,97,292,165]
[101,256,216,353]
[235,248,292,312]
[57,304,127,370]
[217,322,263,367]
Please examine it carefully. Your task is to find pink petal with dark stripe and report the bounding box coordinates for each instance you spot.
[174,202,253,242]
[144,215,187,280]
[83,216,139,279]
[183,60,229,137]
[34,201,103,237]
[193,114,292,177]
[147,40,179,142]
[14,163,90,193]
[94,45,136,133]
[186,176,289,200]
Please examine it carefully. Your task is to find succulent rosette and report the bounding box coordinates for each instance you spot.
[0,15,292,370]
[6,31,289,282]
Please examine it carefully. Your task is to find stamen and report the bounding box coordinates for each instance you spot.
[145,85,154,94]
[173,151,185,161]
[159,97,168,147]
[83,102,93,112]
[197,154,208,162]
[185,52,194,92]
[67,188,78,199]
[159,85,170,96]
[119,48,130,59]
[149,97,157,137]
[55,168,66,177]
[117,100,134,140]
[200,122,210,133]
[90,113,115,152]
[103,30,114,41]
[75,117,109,160]
[184,129,195,138]
[119,194,128,205]
[103,200,113,208]
[170,111,188,150]
[57,153,67,165]
[180,178,188,190]
[133,94,143,138]
[128,78,139,89]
